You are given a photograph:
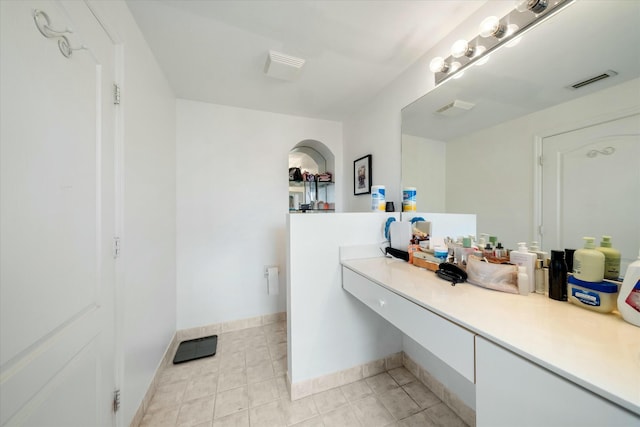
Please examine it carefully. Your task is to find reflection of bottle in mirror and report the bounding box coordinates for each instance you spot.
[535,259,545,294]
[549,250,568,301]
[596,236,621,280]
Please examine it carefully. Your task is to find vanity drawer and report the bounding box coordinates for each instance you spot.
[343,267,475,382]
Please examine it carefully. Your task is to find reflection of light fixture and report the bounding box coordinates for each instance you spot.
[430,0,573,85]
[451,39,474,58]
[479,16,506,38]
[429,56,449,73]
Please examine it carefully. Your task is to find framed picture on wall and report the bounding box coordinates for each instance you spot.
[353,154,372,195]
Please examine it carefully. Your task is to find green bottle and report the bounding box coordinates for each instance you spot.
[596,236,621,280]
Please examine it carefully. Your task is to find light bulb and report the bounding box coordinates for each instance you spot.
[479,16,505,38]
[505,24,519,37]
[449,61,461,74]
[451,39,471,58]
[429,57,448,73]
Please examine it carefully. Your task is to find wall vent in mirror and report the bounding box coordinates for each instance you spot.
[569,70,618,90]
[436,100,475,117]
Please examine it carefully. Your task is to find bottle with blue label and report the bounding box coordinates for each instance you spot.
[618,249,640,327]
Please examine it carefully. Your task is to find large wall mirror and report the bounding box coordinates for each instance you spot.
[401,0,640,274]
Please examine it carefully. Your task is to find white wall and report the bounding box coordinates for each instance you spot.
[98,2,177,424]
[287,213,403,384]
[176,100,342,329]
[446,77,640,249]
[401,135,446,212]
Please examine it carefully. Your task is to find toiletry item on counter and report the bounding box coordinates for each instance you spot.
[567,275,618,313]
[573,237,605,282]
[510,242,537,293]
[617,249,640,327]
[529,241,548,261]
[413,250,440,271]
[371,185,386,211]
[564,249,576,274]
[535,259,545,294]
[517,266,530,296]
[466,255,518,294]
[596,236,621,280]
[494,242,506,259]
[402,187,417,212]
[549,250,568,301]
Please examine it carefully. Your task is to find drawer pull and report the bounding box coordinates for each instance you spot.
[378,299,386,307]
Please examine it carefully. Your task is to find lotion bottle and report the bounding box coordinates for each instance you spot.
[573,237,605,282]
[510,242,537,293]
[618,249,640,327]
[517,265,529,296]
[596,236,621,280]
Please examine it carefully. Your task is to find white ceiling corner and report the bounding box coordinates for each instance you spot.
[125,0,487,121]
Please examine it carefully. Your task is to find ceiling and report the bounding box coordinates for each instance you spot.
[124,0,486,121]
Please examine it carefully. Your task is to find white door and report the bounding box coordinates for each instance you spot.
[541,113,640,274]
[1,1,117,425]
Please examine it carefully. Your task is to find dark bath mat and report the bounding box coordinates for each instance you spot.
[173,335,218,364]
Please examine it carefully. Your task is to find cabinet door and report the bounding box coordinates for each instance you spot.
[476,337,639,427]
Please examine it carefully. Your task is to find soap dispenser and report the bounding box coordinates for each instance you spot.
[510,242,537,293]
[596,236,621,280]
[573,237,605,282]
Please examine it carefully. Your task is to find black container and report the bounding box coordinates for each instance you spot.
[564,248,576,273]
[385,202,395,212]
[549,250,568,301]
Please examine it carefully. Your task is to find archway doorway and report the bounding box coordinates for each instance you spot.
[288,140,335,213]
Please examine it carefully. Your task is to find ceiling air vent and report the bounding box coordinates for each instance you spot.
[569,70,618,90]
[264,50,305,81]
[435,100,475,117]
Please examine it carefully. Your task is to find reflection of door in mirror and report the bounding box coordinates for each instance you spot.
[541,113,640,276]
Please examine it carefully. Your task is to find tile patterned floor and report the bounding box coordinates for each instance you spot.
[139,321,468,427]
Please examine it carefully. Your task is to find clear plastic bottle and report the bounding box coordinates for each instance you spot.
[596,236,621,280]
[517,265,529,296]
[573,237,605,282]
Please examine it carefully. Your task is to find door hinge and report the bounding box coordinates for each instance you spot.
[113,237,120,259]
[113,83,121,105]
[538,225,544,236]
[538,155,544,166]
[113,389,120,413]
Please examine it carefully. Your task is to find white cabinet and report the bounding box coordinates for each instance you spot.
[342,267,475,382]
[475,337,638,427]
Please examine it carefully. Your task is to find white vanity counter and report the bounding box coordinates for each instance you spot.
[342,256,640,417]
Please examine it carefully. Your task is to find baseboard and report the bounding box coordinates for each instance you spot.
[289,352,403,400]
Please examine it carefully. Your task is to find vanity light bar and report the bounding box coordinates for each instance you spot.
[431,0,574,85]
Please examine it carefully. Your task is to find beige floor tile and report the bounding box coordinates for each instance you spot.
[159,363,195,385]
[387,367,417,386]
[351,395,395,427]
[291,415,325,427]
[402,382,441,410]
[176,395,216,426]
[272,357,287,376]
[147,380,188,412]
[249,400,287,426]
[246,348,271,367]
[377,388,421,420]
[398,411,438,427]
[218,370,248,392]
[263,321,286,334]
[140,406,180,427]
[193,421,213,427]
[365,373,399,395]
[424,402,467,427]
[189,357,221,377]
[321,404,361,427]
[279,396,319,425]
[312,388,348,414]
[248,378,280,408]
[274,375,290,399]
[247,359,275,384]
[220,351,246,373]
[184,374,219,402]
[268,342,287,360]
[265,330,287,344]
[340,379,373,402]
[212,410,250,427]
[215,386,249,419]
